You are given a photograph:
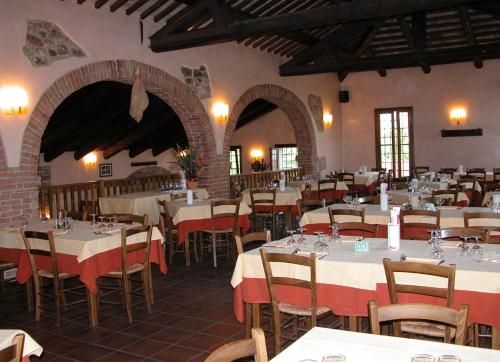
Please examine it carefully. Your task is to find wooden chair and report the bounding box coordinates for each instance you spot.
[464,212,500,243]
[22,230,87,325]
[235,230,271,337]
[414,166,430,178]
[317,179,338,204]
[340,173,357,196]
[0,260,17,297]
[302,184,312,201]
[494,171,500,182]
[296,199,324,219]
[328,208,365,224]
[250,188,277,238]
[98,225,153,323]
[371,167,386,172]
[170,192,187,201]
[66,210,88,221]
[368,301,469,345]
[0,332,24,362]
[440,168,456,174]
[101,213,148,225]
[400,209,440,240]
[431,189,458,206]
[260,249,331,353]
[440,227,487,242]
[438,170,454,180]
[338,222,378,237]
[205,328,268,362]
[382,258,458,342]
[357,195,380,204]
[467,168,486,182]
[201,199,240,267]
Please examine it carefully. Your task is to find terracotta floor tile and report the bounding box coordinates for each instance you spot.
[151,345,203,362]
[149,327,194,344]
[64,344,115,361]
[121,338,170,357]
[172,317,216,332]
[201,323,243,338]
[178,333,226,351]
[122,322,165,337]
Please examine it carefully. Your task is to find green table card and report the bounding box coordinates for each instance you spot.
[355,237,369,252]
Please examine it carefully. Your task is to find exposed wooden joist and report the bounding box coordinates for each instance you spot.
[141,0,168,19]
[110,0,129,12]
[398,15,431,73]
[95,0,111,9]
[126,0,150,15]
[459,6,484,67]
[152,129,187,156]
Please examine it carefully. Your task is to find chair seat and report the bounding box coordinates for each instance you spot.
[0,262,17,270]
[38,270,74,279]
[278,302,330,317]
[402,321,456,338]
[106,263,144,276]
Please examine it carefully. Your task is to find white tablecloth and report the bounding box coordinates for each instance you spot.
[388,190,469,206]
[168,199,252,225]
[0,329,43,358]
[354,171,380,186]
[270,327,500,362]
[287,180,349,192]
[99,189,209,224]
[241,187,302,207]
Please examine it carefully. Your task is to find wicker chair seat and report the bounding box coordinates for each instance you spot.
[106,263,144,276]
[278,302,330,317]
[402,321,456,338]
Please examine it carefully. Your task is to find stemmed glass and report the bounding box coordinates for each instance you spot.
[434,197,445,208]
[470,235,483,257]
[329,223,341,245]
[313,231,327,251]
[458,235,471,256]
[286,228,296,247]
[296,226,307,246]
[21,214,29,230]
[343,195,352,206]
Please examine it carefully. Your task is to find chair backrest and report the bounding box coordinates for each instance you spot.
[400,209,440,240]
[250,189,276,213]
[438,171,454,179]
[338,222,378,237]
[440,227,487,242]
[467,168,486,181]
[358,196,380,204]
[102,213,148,225]
[302,184,312,201]
[157,199,174,237]
[67,211,88,221]
[260,249,320,325]
[340,173,355,185]
[368,301,469,345]
[296,199,324,218]
[210,198,241,235]
[383,258,456,306]
[204,328,268,362]
[0,332,24,362]
[485,182,500,193]
[414,166,430,177]
[464,212,500,232]
[494,171,500,182]
[317,179,337,197]
[440,168,456,173]
[22,230,59,280]
[170,192,187,201]
[432,190,458,206]
[377,171,385,184]
[329,208,365,224]
[235,230,271,255]
[371,167,386,172]
[119,224,152,274]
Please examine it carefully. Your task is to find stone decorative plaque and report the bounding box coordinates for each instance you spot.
[308,94,324,132]
[23,19,87,67]
[181,65,211,99]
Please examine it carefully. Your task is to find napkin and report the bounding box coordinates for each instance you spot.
[297,251,328,259]
[339,235,358,243]
[187,190,193,205]
[263,240,289,248]
[441,241,460,248]
[0,226,19,232]
[482,252,500,263]
[52,229,68,236]
[405,257,441,265]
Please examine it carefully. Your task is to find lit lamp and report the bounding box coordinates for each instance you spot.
[250,148,268,172]
[0,86,28,115]
[450,108,466,125]
[83,152,97,168]
[323,112,333,127]
[212,101,229,122]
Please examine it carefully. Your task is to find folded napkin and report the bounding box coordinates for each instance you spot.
[482,252,500,263]
[263,240,289,248]
[296,251,329,259]
[0,226,19,233]
[441,241,460,248]
[52,229,68,236]
[339,235,360,243]
[405,257,441,265]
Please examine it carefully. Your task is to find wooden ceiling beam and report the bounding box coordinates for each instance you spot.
[459,6,483,68]
[95,0,111,9]
[152,129,188,156]
[398,15,431,73]
[141,0,168,19]
[110,0,129,12]
[126,0,150,15]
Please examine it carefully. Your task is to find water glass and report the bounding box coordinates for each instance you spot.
[322,354,346,362]
[411,354,435,362]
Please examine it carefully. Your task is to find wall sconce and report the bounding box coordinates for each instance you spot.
[250,148,268,172]
[450,108,466,125]
[83,152,97,168]
[323,112,333,127]
[250,148,263,161]
[212,101,229,122]
[0,86,28,115]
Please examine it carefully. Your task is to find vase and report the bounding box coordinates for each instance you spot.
[187,179,199,190]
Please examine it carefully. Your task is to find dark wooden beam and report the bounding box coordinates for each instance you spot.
[77,0,87,4]
[126,0,150,15]
[74,130,129,161]
[279,42,500,76]
[459,6,483,68]
[141,0,168,19]
[152,129,188,156]
[472,0,500,17]
[95,0,111,9]
[398,15,431,73]
[236,100,277,129]
[110,0,129,12]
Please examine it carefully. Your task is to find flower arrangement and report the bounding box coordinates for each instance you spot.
[176,145,202,181]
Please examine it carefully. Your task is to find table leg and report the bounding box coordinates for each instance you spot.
[184,233,191,266]
[86,288,98,326]
[252,303,261,329]
[493,327,500,350]
[348,316,358,332]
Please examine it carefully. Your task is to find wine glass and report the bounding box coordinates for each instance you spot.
[471,235,483,257]
[343,195,352,205]
[322,355,346,362]
[329,223,341,244]
[286,229,296,247]
[21,214,30,230]
[296,226,307,246]
[313,231,327,252]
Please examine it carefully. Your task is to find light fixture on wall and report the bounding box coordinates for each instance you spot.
[250,148,268,172]
[0,86,28,115]
[323,112,333,127]
[212,101,229,122]
[83,152,97,168]
[450,108,466,125]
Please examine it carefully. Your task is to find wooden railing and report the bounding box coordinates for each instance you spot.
[39,174,180,218]
[229,168,304,197]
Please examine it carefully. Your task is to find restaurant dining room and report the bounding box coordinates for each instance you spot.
[1,0,500,361]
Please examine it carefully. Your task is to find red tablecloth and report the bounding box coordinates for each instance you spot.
[15,239,166,295]
[176,215,251,244]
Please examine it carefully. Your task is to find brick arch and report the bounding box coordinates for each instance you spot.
[0,135,7,171]
[222,84,317,188]
[9,60,220,221]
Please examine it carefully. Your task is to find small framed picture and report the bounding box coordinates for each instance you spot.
[99,163,112,177]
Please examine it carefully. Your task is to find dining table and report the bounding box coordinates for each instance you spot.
[0,220,166,325]
[270,327,500,361]
[241,186,302,214]
[0,329,43,361]
[287,180,349,201]
[99,188,209,225]
[387,189,470,206]
[231,235,500,349]
[167,199,252,266]
[299,204,500,238]
[424,171,494,182]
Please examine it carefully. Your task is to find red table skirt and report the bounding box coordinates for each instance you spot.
[176,215,251,244]
[0,247,22,264]
[234,278,500,328]
[253,205,298,214]
[15,239,166,295]
[309,190,347,201]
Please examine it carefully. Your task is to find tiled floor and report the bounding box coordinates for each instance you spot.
[0,259,250,362]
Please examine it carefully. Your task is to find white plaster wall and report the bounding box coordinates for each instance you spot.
[39,148,178,185]
[0,0,342,172]
[231,109,296,173]
[341,61,500,171]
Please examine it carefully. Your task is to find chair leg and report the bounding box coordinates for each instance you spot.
[53,278,61,325]
[245,303,252,338]
[169,239,174,265]
[184,237,191,267]
[148,266,154,305]
[212,232,217,268]
[60,279,68,310]
[274,311,282,354]
[193,232,199,263]
[142,270,152,314]
[122,275,133,323]
[34,276,41,321]
[26,278,33,312]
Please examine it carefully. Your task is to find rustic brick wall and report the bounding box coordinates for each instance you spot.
[38,166,51,186]
[0,60,219,224]
[221,84,318,196]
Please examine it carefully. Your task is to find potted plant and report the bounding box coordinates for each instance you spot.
[176,145,202,189]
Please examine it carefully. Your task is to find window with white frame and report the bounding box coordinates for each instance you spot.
[271,144,298,170]
[229,146,242,175]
